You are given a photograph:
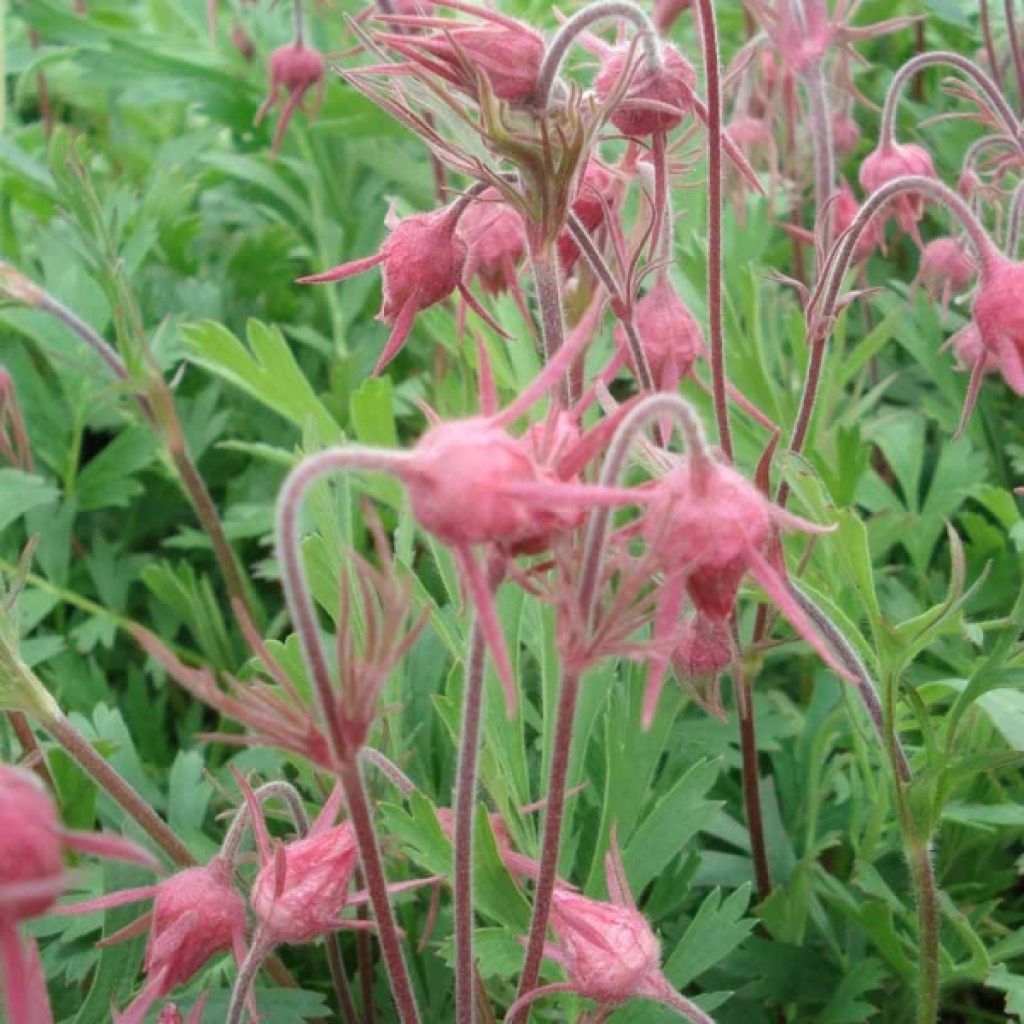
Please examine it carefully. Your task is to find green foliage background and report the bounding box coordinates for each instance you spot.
[2,0,1024,1021]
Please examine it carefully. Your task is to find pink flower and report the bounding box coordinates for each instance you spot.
[832,112,860,155]
[506,833,712,1022]
[595,43,697,137]
[671,613,733,720]
[458,189,526,297]
[155,996,207,1024]
[0,766,158,1024]
[254,42,326,158]
[914,237,976,312]
[300,203,508,374]
[639,455,854,725]
[858,141,936,240]
[618,275,705,392]
[378,12,544,103]
[242,783,358,945]
[60,858,246,1024]
[558,161,614,272]
[973,255,1024,394]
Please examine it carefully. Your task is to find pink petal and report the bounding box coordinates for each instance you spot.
[954,356,987,440]
[296,251,385,286]
[311,784,346,836]
[745,547,856,683]
[373,294,419,375]
[61,829,160,870]
[458,283,513,339]
[1,922,53,1024]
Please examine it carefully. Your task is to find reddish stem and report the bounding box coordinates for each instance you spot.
[693,0,731,461]
[1007,0,1024,105]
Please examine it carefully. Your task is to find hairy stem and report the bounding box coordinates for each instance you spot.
[44,711,195,868]
[326,933,361,1024]
[693,0,731,460]
[1007,0,1024,106]
[806,62,835,262]
[515,669,581,999]
[1007,179,1024,255]
[908,841,941,1024]
[525,233,571,404]
[454,617,489,1024]
[981,0,1002,88]
[658,986,718,1024]
[227,931,274,1024]
[337,756,422,1024]
[735,673,772,900]
[878,51,1020,149]
[534,0,662,111]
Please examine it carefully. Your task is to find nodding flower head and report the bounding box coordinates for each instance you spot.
[671,613,732,721]
[549,888,662,1006]
[916,237,976,310]
[403,417,581,549]
[0,766,63,921]
[857,141,936,239]
[146,861,246,994]
[379,17,544,103]
[638,454,853,725]
[971,254,1024,395]
[299,204,468,374]
[251,822,359,944]
[595,42,696,137]
[618,276,705,391]
[255,42,325,157]
[832,112,860,155]
[559,161,614,272]
[458,190,526,296]
[60,858,245,1024]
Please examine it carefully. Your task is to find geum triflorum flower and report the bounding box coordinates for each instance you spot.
[298,198,510,375]
[0,765,158,1024]
[505,831,716,1024]
[58,857,246,1024]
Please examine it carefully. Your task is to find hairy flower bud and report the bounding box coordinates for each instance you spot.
[251,823,359,944]
[858,141,936,239]
[972,254,1024,394]
[832,112,860,155]
[916,237,976,309]
[300,205,468,373]
[459,190,526,296]
[595,43,696,137]
[146,860,246,993]
[0,766,63,921]
[549,888,662,1005]
[255,42,326,157]
[618,276,705,391]
[833,181,881,263]
[559,162,613,272]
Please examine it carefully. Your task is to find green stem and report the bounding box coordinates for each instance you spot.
[908,841,940,1024]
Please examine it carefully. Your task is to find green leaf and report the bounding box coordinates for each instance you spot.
[0,468,58,533]
[662,885,754,988]
[74,428,158,511]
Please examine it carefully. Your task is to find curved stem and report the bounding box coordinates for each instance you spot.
[534,0,662,112]
[454,617,489,1024]
[878,51,1020,148]
[274,446,413,764]
[657,987,718,1024]
[220,780,310,864]
[337,756,423,1024]
[293,0,304,46]
[44,711,196,868]
[227,931,274,1024]
[692,0,731,460]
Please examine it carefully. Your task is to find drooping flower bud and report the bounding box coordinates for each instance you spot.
[617,276,705,392]
[458,190,526,296]
[254,42,326,157]
[0,766,64,921]
[558,162,613,272]
[251,822,359,944]
[549,887,663,1005]
[671,613,732,721]
[299,205,468,374]
[380,18,544,103]
[915,236,976,311]
[831,112,860,155]
[833,180,882,263]
[594,42,697,137]
[971,254,1024,395]
[857,141,936,239]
